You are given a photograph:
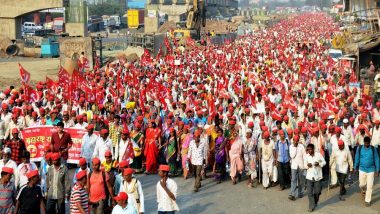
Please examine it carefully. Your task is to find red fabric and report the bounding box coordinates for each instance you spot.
[144,128,160,173]
[50,132,73,160]
[19,63,31,84]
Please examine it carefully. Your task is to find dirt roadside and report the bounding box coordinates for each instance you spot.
[0,58,60,90]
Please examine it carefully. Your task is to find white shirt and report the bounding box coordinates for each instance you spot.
[81,133,98,162]
[119,179,144,213]
[342,126,354,147]
[330,149,353,174]
[187,140,208,166]
[111,203,138,214]
[304,152,326,181]
[371,127,380,147]
[156,178,179,212]
[289,143,306,170]
[93,137,113,162]
[74,122,88,129]
[16,162,37,188]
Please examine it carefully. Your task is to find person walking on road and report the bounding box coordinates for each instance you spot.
[70,170,89,214]
[304,144,326,212]
[16,170,46,214]
[157,165,179,214]
[0,167,16,213]
[187,130,208,192]
[288,135,306,200]
[354,136,380,207]
[329,140,353,201]
[46,153,70,214]
[112,192,138,214]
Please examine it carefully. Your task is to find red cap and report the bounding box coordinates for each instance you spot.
[263,131,270,138]
[114,192,128,201]
[293,135,300,142]
[119,160,129,168]
[100,129,109,135]
[105,150,112,157]
[86,124,94,130]
[374,120,380,125]
[278,130,285,136]
[287,129,293,135]
[2,167,13,174]
[229,120,236,125]
[76,170,87,180]
[78,158,87,166]
[123,168,135,176]
[11,128,19,134]
[45,152,52,160]
[122,129,129,135]
[358,125,366,130]
[338,140,344,146]
[248,121,254,128]
[301,127,308,133]
[51,152,61,161]
[26,170,39,179]
[92,157,101,164]
[159,165,170,172]
[335,127,342,133]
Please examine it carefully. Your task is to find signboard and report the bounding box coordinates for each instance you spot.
[21,126,97,164]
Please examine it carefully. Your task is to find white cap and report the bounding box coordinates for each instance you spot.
[328,115,335,119]
[343,118,349,123]
[3,147,11,154]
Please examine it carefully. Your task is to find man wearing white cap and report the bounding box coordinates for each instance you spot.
[342,119,354,150]
[0,148,18,187]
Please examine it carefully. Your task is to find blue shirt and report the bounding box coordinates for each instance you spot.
[46,118,61,126]
[275,139,290,163]
[354,146,380,173]
[114,173,123,196]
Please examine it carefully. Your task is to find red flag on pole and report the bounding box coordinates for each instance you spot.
[24,84,40,102]
[18,63,31,84]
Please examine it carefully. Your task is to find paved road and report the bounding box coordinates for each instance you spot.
[138,173,380,214]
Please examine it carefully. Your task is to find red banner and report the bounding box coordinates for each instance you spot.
[21,126,97,164]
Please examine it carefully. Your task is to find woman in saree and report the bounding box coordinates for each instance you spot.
[163,128,180,176]
[180,125,192,179]
[144,121,161,174]
[228,129,244,185]
[214,128,227,183]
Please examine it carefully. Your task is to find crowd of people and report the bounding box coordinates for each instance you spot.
[0,12,379,214]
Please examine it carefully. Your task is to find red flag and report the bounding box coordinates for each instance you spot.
[46,76,59,94]
[58,67,71,99]
[109,87,117,98]
[18,63,30,84]
[141,49,152,65]
[24,84,39,102]
[122,141,135,165]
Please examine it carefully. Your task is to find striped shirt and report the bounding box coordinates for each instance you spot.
[70,183,89,214]
[0,181,16,212]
